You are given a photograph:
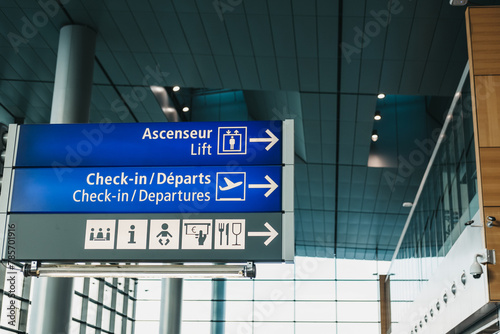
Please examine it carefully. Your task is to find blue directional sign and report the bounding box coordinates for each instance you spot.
[14,121,283,167]
[1,120,294,266]
[10,166,282,213]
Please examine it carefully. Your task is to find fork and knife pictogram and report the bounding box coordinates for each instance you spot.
[218,223,229,245]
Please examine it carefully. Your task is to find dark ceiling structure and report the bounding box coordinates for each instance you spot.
[0,0,475,260]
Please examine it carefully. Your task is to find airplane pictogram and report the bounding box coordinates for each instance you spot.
[218,177,243,191]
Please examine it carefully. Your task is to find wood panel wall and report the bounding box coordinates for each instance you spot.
[466,6,500,301]
[379,275,391,334]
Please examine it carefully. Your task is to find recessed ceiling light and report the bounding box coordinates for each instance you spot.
[371,130,378,142]
[374,110,381,121]
[173,86,180,92]
[377,93,386,99]
[182,106,189,112]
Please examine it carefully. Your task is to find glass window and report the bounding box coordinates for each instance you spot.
[129,258,392,333]
[253,322,294,334]
[85,327,96,334]
[103,286,113,307]
[337,281,378,301]
[295,280,335,300]
[127,297,134,317]
[115,315,123,334]
[337,322,380,333]
[71,295,83,321]
[73,277,85,294]
[116,293,124,314]
[183,280,212,300]
[135,300,160,320]
[181,321,211,333]
[126,320,133,334]
[225,280,254,300]
[295,301,336,321]
[336,259,377,279]
[128,280,137,296]
[255,263,294,279]
[136,279,162,300]
[87,301,98,326]
[182,301,212,321]
[225,321,253,333]
[254,280,294,301]
[101,308,111,331]
[135,321,159,333]
[253,301,293,322]
[337,301,379,322]
[88,279,99,300]
[225,301,253,321]
[68,320,80,334]
[295,256,336,279]
[117,278,126,292]
[296,322,337,333]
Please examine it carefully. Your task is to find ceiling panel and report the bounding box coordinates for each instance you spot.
[0,0,474,262]
[246,15,275,57]
[224,15,253,56]
[155,12,191,54]
[319,58,338,92]
[234,56,260,90]
[399,60,426,94]
[406,18,439,61]
[295,16,317,58]
[255,57,280,90]
[379,60,404,94]
[276,57,300,91]
[180,15,213,56]
[201,14,233,56]
[213,55,241,89]
[111,11,150,53]
[341,59,361,93]
[359,59,382,94]
[270,15,296,58]
[243,0,268,15]
[133,12,171,54]
[318,16,338,58]
[193,54,222,88]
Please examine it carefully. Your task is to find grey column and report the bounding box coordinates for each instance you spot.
[28,24,96,334]
[211,278,226,334]
[50,25,96,124]
[159,278,183,334]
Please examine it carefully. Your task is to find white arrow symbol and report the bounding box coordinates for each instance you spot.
[248,175,278,197]
[248,222,278,246]
[249,129,279,151]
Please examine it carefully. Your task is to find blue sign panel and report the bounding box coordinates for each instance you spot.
[15,121,283,167]
[10,166,282,213]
